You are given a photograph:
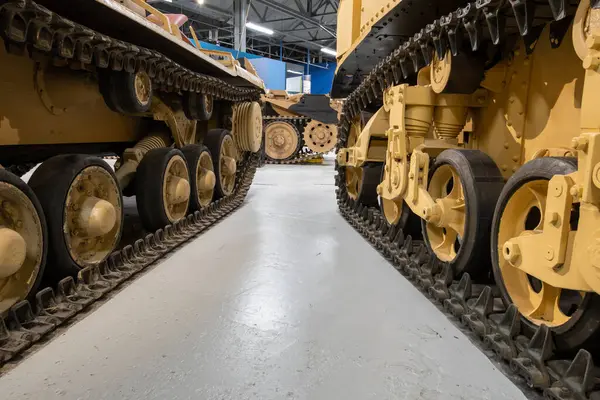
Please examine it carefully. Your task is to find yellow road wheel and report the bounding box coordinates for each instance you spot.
[29,155,123,277]
[491,157,600,353]
[182,144,216,210]
[0,169,47,313]
[303,120,337,153]
[422,150,503,278]
[264,121,300,161]
[344,116,364,201]
[205,129,237,198]
[136,148,191,232]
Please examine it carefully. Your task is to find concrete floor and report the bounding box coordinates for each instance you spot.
[1,162,527,400]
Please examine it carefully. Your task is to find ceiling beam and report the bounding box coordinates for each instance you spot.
[253,0,336,38]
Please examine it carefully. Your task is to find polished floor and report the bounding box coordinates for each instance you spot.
[1,161,526,400]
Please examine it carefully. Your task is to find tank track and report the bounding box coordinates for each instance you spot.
[0,152,259,371]
[263,116,324,164]
[336,1,598,399]
[0,0,263,370]
[0,0,261,102]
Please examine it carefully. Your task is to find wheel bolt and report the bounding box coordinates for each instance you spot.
[503,241,521,265]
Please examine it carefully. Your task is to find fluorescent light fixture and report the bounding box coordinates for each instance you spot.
[287,70,303,75]
[196,0,204,3]
[162,0,172,2]
[320,47,336,56]
[246,22,274,35]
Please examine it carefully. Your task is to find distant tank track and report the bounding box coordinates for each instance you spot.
[336,1,600,399]
[0,0,262,370]
[263,115,323,164]
[0,152,258,371]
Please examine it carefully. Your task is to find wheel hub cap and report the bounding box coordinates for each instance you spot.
[0,227,26,278]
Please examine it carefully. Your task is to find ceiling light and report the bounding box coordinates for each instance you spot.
[246,22,274,35]
[287,70,303,75]
[320,47,336,56]
[196,0,204,4]
[162,0,172,2]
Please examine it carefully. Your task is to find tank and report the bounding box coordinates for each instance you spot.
[0,0,264,341]
[261,90,339,163]
[335,0,600,390]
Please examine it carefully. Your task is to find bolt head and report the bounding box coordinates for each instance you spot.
[503,241,521,265]
[545,246,555,261]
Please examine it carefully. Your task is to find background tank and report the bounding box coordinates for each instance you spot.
[261,90,340,163]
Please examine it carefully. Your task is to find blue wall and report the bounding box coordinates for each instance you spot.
[308,63,336,95]
[188,39,335,93]
[249,57,287,90]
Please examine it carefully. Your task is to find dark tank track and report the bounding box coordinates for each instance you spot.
[335,1,600,399]
[0,0,262,370]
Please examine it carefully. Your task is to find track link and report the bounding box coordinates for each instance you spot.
[335,1,597,399]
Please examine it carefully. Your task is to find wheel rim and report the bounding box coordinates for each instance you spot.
[382,197,403,225]
[219,135,237,196]
[424,164,466,262]
[303,120,337,153]
[134,71,151,106]
[265,122,299,160]
[345,117,362,200]
[162,155,190,222]
[497,180,582,327]
[64,166,122,267]
[0,182,44,312]
[196,151,215,207]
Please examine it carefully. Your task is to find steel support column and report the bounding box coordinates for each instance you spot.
[233,0,247,52]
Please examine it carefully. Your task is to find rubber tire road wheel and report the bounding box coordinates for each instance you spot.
[378,163,422,240]
[204,129,235,199]
[136,147,188,232]
[491,157,600,355]
[98,69,122,113]
[28,155,123,279]
[112,70,152,114]
[0,168,48,302]
[421,149,504,280]
[183,92,213,121]
[356,163,383,207]
[181,144,213,211]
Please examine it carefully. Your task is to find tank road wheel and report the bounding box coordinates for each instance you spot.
[182,144,216,211]
[112,70,153,114]
[264,121,300,161]
[136,148,190,231]
[421,150,503,278]
[303,120,338,154]
[29,155,123,278]
[491,157,600,353]
[343,116,380,207]
[0,170,47,313]
[183,92,214,121]
[205,129,237,199]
